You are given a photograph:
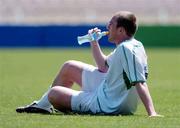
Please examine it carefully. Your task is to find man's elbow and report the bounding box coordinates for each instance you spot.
[98,66,108,73]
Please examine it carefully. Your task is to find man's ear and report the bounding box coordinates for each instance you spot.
[117,27,124,35]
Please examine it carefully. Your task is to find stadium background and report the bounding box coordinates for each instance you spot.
[1,1,180,128]
[0,0,180,47]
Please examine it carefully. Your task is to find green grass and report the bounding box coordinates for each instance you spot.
[0,48,180,128]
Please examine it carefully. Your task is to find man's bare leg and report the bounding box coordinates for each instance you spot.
[48,60,86,111]
[52,60,84,88]
[16,60,88,113]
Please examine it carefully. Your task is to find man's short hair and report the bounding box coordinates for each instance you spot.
[115,11,137,37]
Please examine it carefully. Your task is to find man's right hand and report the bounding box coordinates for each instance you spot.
[149,113,164,118]
[88,27,102,42]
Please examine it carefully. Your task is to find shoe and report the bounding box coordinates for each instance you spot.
[16,101,53,114]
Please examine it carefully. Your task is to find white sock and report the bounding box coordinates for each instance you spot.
[36,86,52,109]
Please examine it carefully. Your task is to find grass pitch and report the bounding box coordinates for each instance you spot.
[0,48,180,128]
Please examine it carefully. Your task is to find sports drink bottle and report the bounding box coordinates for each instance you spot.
[77,31,108,45]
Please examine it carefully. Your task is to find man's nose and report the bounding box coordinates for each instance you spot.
[106,24,110,30]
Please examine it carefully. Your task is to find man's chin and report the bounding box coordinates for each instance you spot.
[108,38,113,43]
[108,39,114,44]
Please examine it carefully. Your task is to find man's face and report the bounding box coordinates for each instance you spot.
[106,16,118,43]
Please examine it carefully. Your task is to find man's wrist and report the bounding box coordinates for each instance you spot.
[148,111,157,116]
[90,41,99,46]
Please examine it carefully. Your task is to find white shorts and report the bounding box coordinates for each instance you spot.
[71,64,106,113]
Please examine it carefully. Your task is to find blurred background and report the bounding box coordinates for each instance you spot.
[0,0,180,47]
[0,2,180,126]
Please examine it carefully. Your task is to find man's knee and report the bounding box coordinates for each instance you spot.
[61,60,77,75]
[48,86,72,110]
[62,60,82,82]
[48,87,58,105]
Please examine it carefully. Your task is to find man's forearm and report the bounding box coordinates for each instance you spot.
[135,82,157,116]
[90,41,107,72]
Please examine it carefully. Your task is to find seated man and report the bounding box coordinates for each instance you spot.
[16,11,162,117]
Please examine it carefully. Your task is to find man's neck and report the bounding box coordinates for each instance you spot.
[116,36,132,45]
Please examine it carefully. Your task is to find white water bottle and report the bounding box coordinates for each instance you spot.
[77,31,109,45]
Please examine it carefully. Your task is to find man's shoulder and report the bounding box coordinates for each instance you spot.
[118,39,133,51]
[119,38,143,50]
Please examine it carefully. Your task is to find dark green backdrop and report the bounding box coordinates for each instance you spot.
[135,25,180,47]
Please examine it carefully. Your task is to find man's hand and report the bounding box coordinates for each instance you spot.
[149,113,164,118]
[88,27,102,42]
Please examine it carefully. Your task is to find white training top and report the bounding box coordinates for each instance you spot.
[95,38,148,115]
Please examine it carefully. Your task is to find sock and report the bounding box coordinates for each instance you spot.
[36,86,52,109]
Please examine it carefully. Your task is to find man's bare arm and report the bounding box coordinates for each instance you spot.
[135,82,164,117]
[89,28,108,72]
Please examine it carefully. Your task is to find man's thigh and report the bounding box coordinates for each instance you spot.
[71,91,100,114]
[71,67,106,114]
[52,60,95,87]
[82,66,106,92]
